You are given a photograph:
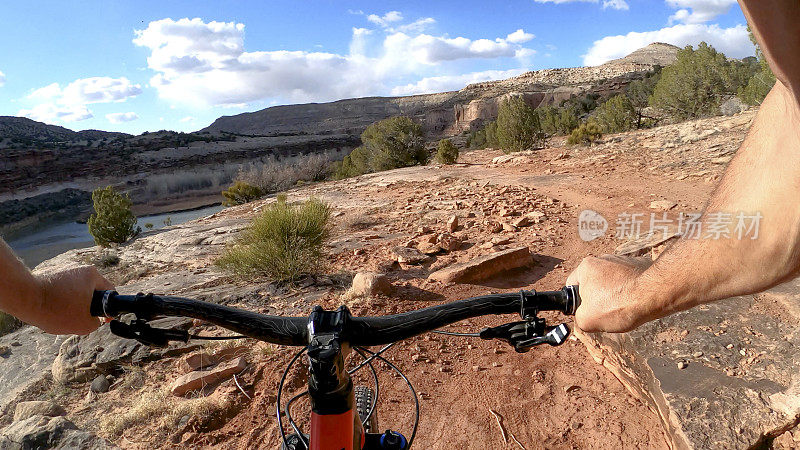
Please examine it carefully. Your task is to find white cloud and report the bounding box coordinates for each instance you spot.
[20,76,141,124]
[396,17,436,34]
[583,23,753,65]
[31,77,142,105]
[106,112,139,123]
[667,0,737,24]
[533,0,629,10]
[602,0,630,9]
[133,17,535,107]
[367,11,403,28]
[506,29,535,44]
[0,71,5,87]
[383,33,518,64]
[19,103,93,123]
[391,69,527,96]
[179,116,195,122]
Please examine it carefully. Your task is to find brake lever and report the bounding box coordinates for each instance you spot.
[109,319,189,347]
[479,319,571,353]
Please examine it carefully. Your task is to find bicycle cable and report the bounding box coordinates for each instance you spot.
[357,347,419,448]
[431,330,481,337]
[277,347,308,449]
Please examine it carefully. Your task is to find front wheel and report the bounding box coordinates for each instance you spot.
[355,385,379,433]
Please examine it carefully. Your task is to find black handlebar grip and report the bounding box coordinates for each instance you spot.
[90,290,116,317]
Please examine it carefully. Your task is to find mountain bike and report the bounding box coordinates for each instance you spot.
[90,286,581,450]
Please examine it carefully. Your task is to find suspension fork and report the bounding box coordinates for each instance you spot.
[307,306,365,450]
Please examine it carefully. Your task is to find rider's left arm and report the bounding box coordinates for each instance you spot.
[0,238,114,335]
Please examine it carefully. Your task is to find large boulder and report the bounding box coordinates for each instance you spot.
[0,415,117,450]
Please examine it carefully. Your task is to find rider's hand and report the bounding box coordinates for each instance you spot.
[566,255,653,333]
[34,266,114,335]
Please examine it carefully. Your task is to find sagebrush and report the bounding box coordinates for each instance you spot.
[238,153,336,193]
[216,197,331,282]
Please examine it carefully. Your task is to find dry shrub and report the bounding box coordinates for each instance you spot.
[0,312,23,337]
[100,388,228,437]
[216,197,331,283]
[237,153,336,194]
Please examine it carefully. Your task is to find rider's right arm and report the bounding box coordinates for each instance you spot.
[567,2,800,333]
[738,0,800,105]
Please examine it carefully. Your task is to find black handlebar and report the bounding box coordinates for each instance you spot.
[91,286,580,347]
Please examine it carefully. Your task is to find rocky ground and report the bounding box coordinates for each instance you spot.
[5,108,798,449]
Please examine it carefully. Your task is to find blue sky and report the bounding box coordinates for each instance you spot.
[0,0,753,134]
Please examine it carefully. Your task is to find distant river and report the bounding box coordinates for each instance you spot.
[7,204,225,269]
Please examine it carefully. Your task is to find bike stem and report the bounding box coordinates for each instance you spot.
[305,305,409,450]
[306,305,364,450]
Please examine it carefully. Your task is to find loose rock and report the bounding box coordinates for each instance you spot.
[436,233,462,252]
[180,352,220,373]
[447,215,459,232]
[170,357,248,397]
[350,272,393,297]
[391,247,430,265]
[90,375,111,394]
[650,200,677,211]
[0,415,116,449]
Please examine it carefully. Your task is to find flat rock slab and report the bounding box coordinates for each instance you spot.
[428,246,531,284]
[0,415,118,450]
[0,327,69,416]
[577,278,800,449]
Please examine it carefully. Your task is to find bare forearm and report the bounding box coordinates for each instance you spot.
[0,239,44,323]
[633,82,800,319]
[0,238,112,334]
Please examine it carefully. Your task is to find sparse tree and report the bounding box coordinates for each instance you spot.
[650,42,748,120]
[739,26,776,106]
[361,116,427,171]
[495,96,546,153]
[87,186,139,247]
[435,139,459,164]
[626,70,661,128]
[594,95,637,133]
